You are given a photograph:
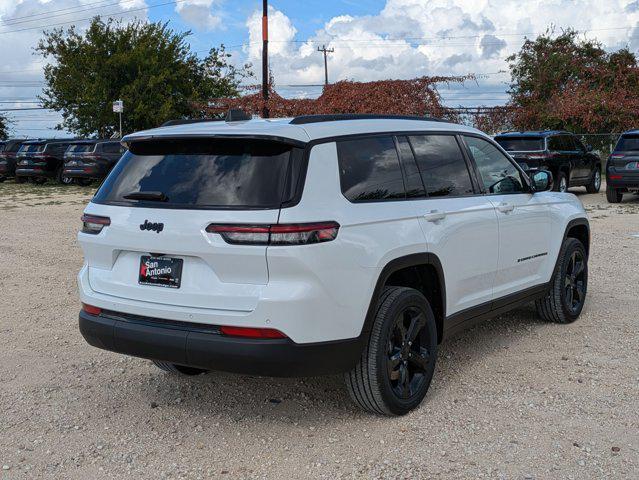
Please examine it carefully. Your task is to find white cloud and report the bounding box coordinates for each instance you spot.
[244,0,639,99]
[175,0,222,31]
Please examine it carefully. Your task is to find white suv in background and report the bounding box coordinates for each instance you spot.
[77,114,590,415]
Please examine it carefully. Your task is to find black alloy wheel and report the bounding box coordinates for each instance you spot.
[563,249,586,315]
[387,306,432,400]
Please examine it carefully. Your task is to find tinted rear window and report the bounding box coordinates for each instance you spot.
[101,142,123,154]
[93,138,299,209]
[616,135,639,152]
[67,144,95,153]
[337,136,406,202]
[494,137,544,151]
[19,144,45,153]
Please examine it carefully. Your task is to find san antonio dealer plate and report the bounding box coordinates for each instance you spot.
[138,255,183,289]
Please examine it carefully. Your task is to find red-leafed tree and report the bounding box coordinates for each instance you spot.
[504,29,639,137]
[199,76,473,120]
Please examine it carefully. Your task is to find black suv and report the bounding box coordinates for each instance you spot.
[494,131,601,193]
[15,139,78,184]
[63,140,126,185]
[0,139,25,182]
[606,130,639,203]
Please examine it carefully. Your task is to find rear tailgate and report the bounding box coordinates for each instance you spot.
[82,204,277,311]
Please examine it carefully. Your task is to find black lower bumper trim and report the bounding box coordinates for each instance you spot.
[79,310,363,377]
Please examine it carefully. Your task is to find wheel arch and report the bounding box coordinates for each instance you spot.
[361,253,446,344]
[564,218,590,257]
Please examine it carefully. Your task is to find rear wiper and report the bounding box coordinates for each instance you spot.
[123,191,168,202]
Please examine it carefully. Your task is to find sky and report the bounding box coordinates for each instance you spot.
[1,0,639,137]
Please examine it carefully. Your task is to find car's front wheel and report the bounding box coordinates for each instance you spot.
[535,238,588,323]
[586,168,601,193]
[57,167,73,185]
[345,286,438,416]
[554,171,569,192]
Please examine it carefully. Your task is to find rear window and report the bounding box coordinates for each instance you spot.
[337,136,406,202]
[93,138,301,209]
[19,144,45,153]
[101,142,123,154]
[494,136,545,152]
[67,144,95,154]
[616,135,639,152]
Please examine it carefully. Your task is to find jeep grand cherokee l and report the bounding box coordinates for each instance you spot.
[606,129,639,203]
[494,130,601,193]
[63,140,127,185]
[77,115,590,415]
[15,139,78,184]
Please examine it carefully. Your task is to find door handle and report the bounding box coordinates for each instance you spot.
[424,209,447,222]
[496,202,515,213]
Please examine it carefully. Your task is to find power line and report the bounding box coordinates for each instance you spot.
[0,0,188,35]
[0,0,141,27]
[1,0,119,23]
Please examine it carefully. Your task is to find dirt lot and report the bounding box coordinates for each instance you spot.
[1,179,638,479]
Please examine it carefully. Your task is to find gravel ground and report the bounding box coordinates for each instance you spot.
[0,180,638,479]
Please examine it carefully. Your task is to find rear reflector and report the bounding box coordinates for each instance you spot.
[81,214,111,234]
[206,221,340,245]
[219,326,287,339]
[609,175,623,180]
[82,303,102,316]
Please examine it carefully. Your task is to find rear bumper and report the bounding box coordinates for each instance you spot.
[15,168,54,178]
[64,166,105,179]
[79,309,363,377]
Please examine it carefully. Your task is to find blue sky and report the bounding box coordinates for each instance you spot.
[1,0,639,137]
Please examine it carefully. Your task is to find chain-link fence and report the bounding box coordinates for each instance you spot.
[575,133,622,157]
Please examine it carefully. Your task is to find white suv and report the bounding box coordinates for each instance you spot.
[77,114,590,415]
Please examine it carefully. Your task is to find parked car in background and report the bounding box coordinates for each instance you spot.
[606,129,639,203]
[63,140,127,185]
[494,131,601,193]
[0,139,26,182]
[15,139,78,184]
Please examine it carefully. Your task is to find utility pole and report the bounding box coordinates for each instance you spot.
[317,45,334,86]
[261,0,269,118]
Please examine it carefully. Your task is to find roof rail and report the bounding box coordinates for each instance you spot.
[289,114,444,125]
[161,118,223,127]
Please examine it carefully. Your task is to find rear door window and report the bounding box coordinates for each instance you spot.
[93,138,301,209]
[337,136,406,202]
[395,136,426,198]
[408,135,474,197]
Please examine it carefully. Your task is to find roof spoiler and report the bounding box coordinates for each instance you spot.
[160,109,252,127]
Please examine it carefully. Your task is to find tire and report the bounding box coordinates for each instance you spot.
[586,168,601,193]
[554,171,568,192]
[535,238,588,324]
[152,360,208,376]
[606,185,623,203]
[345,286,438,416]
[57,167,73,185]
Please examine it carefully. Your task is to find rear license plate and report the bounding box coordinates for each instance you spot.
[139,256,183,289]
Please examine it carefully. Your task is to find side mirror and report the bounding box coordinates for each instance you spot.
[586,144,593,152]
[531,170,553,192]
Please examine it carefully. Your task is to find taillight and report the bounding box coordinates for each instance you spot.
[609,175,623,180]
[219,326,287,339]
[82,303,102,316]
[81,214,111,234]
[206,222,340,245]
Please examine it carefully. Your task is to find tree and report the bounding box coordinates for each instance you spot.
[505,29,639,139]
[36,17,251,137]
[202,76,473,121]
[0,115,9,140]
